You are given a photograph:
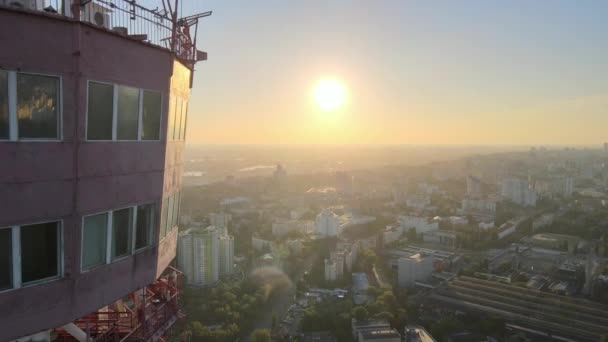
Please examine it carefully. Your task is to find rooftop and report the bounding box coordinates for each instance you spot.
[1,0,210,64]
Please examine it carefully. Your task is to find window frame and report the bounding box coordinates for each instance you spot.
[85,79,163,142]
[0,70,63,142]
[0,220,63,293]
[80,203,156,273]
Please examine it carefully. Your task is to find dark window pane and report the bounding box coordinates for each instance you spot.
[21,222,59,284]
[136,203,154,249]
[0,71,8,139]
[17,73,59,139]
[142,90,161,140]
[82,213,108,270]
[0,228,12,290]
[87,82,113,140]
[112,208,133,259]
[117,85,139,140]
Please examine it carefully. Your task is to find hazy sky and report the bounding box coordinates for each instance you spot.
[181,1,608,145]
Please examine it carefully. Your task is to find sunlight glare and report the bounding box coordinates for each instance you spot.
[313,79,346,111]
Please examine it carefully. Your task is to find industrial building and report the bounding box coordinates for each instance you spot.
[431,276,608,341]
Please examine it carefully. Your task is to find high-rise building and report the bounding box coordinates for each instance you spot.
[0,2,210,340]
[501,178,537,207]
[316,209,340,236]
[466,175,482,196]
[209,212,232,229]
[178,226,234,286]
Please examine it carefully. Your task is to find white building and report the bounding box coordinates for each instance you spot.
[501,178,537,207]
[324,258,338,282]
[398,215,439,235]
[209,212,232,229]
[534,177,574,198]
[383,226,403,245]
[178,226,235,286]
[251,235,274,252]
[316,209,340,236]
[272,219,314,236]
[398,253,434,287]
[461,198,496,214]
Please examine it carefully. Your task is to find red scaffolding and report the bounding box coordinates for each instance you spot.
[54,267,184,342]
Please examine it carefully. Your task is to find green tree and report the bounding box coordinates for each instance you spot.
[251,329,271,342]
[351,306,369,321]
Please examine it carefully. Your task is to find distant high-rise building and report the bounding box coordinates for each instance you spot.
[273,164,288,183]
[501,178,537,207]
[316,209,340,236]
[336,171,355,195]
[466,175,482,196]
[209,212,232,229]
[604,142,608,153]
[178,226,234,286]
[324,258,338,282]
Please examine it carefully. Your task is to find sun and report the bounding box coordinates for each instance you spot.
[313,79,346,111]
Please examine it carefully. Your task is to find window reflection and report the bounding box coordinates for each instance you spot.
[17,74,59,139]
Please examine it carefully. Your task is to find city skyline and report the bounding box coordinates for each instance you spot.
[183,0,608,145]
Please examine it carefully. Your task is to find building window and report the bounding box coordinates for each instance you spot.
[86,82,113,140]
[86,80,162,142]
[142,90,161,140]
[111,207,133,259]
[17,74,60,139]
[0,228,12,290]
[82,213,108,270]
[135,203,155,250]
[81,204,154,272]
[0,222,62,291]
[0,71,62,141]
[20,222,60,285]
[0,71,8,140]
[116,85,139,140]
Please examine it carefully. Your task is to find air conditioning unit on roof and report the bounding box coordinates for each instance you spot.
[82,2,112,30]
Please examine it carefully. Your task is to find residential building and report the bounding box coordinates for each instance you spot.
[406,193,431,210]
[352,273,371,304]
[272,218,314,236]
[383,225,403,245]
[178,226,234,286]
[209,212,232,229]
[501,178,537,206]
[316,209,340,236]
[252,235,274,252]
[324,258,338,282]
[466,175,482,197]
[461,198,497,215]
[398,253,434,287]
[534,177,575,198]
[0,2,208,340]
[399,215,439,235]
